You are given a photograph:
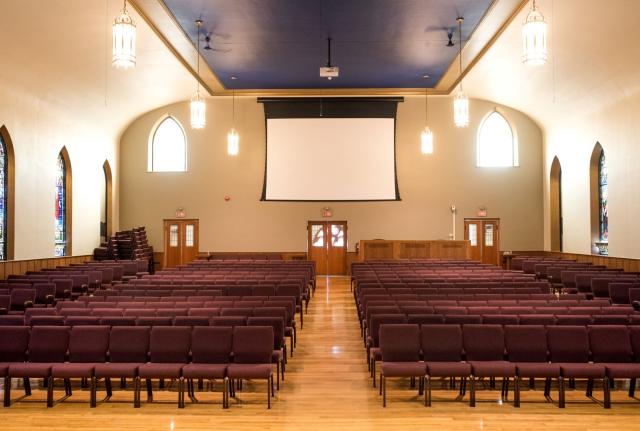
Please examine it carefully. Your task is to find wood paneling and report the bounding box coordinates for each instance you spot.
[0,255,92,280]
[358,240,470,261]
[506,250,640,272]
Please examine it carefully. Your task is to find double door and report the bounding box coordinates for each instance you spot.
[464,218,500,266]
[163,219,199,268]
[307,221,347,275]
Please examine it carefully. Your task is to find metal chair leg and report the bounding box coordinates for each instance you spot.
[3,377,11,407]
[382,375,386,407]
[514,376,520,408]
[603,377,611,409]
[90,377,97,408]
[558,377,565,408]
[46,376,54,408]
[425,375,431,407]
[470,376,476,407]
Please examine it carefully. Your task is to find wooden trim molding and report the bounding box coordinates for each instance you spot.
[103,160,113,239]
[0,125,15,260]
[59,146,73,256]
[0,255,92,280]
[504,251,640,273]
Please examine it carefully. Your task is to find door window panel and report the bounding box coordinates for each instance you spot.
[485,224,494,247]
[331,224,344,247]
[469,224,478,247]
[185,224,194,247]
[311,224,324,247]
[170,225,179,247]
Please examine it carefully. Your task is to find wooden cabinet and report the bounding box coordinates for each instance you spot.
[163,219,199,268]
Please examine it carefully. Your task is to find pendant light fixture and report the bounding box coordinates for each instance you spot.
[227,83,239,156]
[190,19,206,129]
[421,79,433,155]
[112,0,136,69]
[522,0,548,65]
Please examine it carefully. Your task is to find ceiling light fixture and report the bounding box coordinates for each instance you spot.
[112,0,136,69]
[320,38,339,80]
[453,17,469,128]
[421,76,433,155]
[522,0,548,65]
[190,19,206,129]
[227,79,239,156]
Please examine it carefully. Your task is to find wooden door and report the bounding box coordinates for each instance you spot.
[163,219,199,268]
[464,220,482,262]
[307,221,348,275]
[464,218,500,266]
[327,222,347,275]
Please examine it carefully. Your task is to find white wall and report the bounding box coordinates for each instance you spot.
[119,96,544,253]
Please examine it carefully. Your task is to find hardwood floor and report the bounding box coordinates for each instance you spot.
[2,276,640,430]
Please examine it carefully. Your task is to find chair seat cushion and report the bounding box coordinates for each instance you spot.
[381,361,426,378]
[272,350,282,363]
[51,363,96,378]
[182,363,227,379]
[469,361,516,378]
[426,362,471,377]
[9,363,51,378]
[515,362,561,378]
[227,363,272,379]
[557,363,606,378]
[138,363,184,378]
[604,363,640,378]
[94,363,142,378]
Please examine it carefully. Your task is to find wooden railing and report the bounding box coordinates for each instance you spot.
[504,251,640,272]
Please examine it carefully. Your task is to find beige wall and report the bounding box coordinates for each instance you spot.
[120,96,544,253]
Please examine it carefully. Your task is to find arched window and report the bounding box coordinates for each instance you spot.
[477,111,518,167]
[589,142,607,255]
[598,151,608,242]
[101,160,113,242]
[55,148,72,256]
[0,126,15,261]
[550,156,563,252]
[148,116,187,172]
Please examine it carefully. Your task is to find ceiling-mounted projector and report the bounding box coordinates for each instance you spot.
[320,66,339,79]
[321,37,338,80]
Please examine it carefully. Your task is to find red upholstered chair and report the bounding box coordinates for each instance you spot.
[137,326,191,408]
[463,324,516,407]
[226,326,275,409]
[1,326,31,407]
[547,325,609,408]
[422,324,471,406]
[589,325,640,403]
[504,325,561,407]
[379,324,425,407]
[94,326,150,407]
[182,326,232,408]
[8,326,70,407]
[50,326,110,407]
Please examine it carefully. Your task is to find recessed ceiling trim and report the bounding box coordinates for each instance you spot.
[132,0,527,97]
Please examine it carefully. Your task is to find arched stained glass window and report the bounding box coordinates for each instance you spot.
[598,150,608,242]
[0,135,7,260]
[55,153,67,256]
[148,116,187,172]
[477,111,518,167]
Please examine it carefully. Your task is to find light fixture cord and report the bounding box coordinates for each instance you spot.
[232,88,235,126]
[196,20,201,95]
[458,18,463,91]
[123,0,126,12]
[425,87,428,125]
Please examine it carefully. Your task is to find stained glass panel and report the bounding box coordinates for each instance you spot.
[54,153,67,256]
[0,136,6,260]
[331,224,344,247]
[598,150,608,243]
[311,224,324,247]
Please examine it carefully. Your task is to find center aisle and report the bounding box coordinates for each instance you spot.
[3,276,639,431]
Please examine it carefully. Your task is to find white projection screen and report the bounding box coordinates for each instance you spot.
[263,117,399,201]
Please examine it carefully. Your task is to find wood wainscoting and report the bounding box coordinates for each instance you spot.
[504,250,640,272]
[0,255,93,280]
[358,240,471,261]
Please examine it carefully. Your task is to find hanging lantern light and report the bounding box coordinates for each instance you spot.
[112,0,136,69]
[227,87,240,156]
[453,17,469,128]
[421,85,433,154]
[190,19,206,129]
[522,0,548,65]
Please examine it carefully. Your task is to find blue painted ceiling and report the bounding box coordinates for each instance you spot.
[162,0,494,89]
